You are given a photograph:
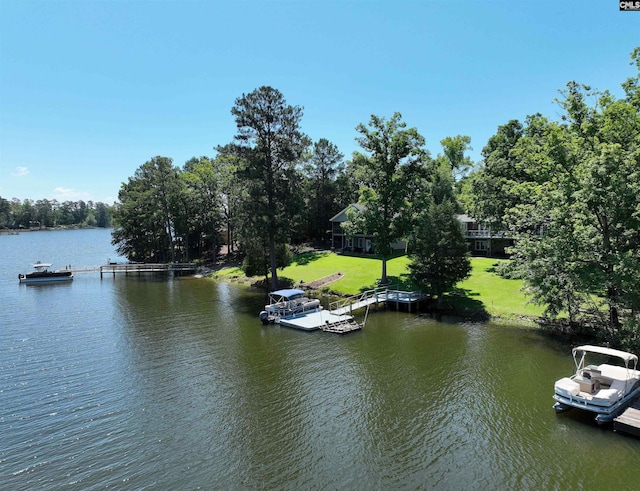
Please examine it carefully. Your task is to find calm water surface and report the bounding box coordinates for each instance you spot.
[1,229,638,490]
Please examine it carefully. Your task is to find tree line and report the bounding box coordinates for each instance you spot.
[468,48,640,348]
[110,91,472,302]
[105,48,640,347]
[0,197,114,229]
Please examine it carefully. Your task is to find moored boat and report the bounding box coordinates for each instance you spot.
[553,345,640,424]
[18,261,74,284]
[259,289,322,324]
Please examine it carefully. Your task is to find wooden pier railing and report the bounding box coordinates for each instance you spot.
[330,286,427,315]
[99,263,197,277]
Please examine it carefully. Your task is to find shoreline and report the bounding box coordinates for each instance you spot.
[204,259,607,348]
[205,262,545,327]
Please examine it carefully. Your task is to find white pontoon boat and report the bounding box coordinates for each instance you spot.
[259,289,322,324]
[553,345,640,424]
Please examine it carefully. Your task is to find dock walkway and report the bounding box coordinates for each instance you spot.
[330,287,427,316]
[614,396,640,437]
[99,263,197,277]
[64,263,198,276]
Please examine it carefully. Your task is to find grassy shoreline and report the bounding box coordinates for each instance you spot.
[210,252,545,323]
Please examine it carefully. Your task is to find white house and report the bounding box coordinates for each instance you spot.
[329,204,407,254]
[456,214,514,257]
[329,205,512,257]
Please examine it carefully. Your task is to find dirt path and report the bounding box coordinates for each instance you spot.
[302,272,344,289]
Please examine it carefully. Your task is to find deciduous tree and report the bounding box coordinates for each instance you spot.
[346,112,426,284]
[472,49,640,345]
[180,156,224,260]
[112,156,182,262]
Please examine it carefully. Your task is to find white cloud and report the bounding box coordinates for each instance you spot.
[11,166,29,177]
[52,187,93,201]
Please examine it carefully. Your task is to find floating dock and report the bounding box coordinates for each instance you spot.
[614,396,640,437]
[272,287,426,334]
[276,311,361,334]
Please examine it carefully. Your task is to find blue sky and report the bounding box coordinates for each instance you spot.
[1,0,638,204]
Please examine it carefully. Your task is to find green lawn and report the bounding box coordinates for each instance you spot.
[214,252,404,293]
[281,252,414,294]
[452,257,544,319]
[212,253,545,319]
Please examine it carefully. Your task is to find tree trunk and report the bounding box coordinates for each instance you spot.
[269,239,278,291]
[608,284,620,332]
[602,218,620,333]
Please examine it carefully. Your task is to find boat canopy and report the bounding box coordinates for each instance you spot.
[270,289,306,299]
[572,345,638,364]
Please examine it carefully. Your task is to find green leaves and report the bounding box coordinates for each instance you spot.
[230,86,309,289]
[113,156,182,262]
[472,50,640,343]
[349,113,427,282]
[408,158,471,303]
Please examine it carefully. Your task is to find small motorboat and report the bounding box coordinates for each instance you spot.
[259,289,322,324]
[18,261,74,284]
[553,345,640,424]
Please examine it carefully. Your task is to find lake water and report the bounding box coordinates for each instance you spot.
[1,229,638,490]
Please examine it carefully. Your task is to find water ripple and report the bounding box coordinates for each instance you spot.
[2,235,640,489]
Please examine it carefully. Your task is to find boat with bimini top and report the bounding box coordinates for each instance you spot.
[18,261,74,284]
[553,345,640,424]
[259,289,322,324]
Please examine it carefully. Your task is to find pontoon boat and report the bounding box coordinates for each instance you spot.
[553,345,640,424]
[18,261,73,284]
[259,289,322,324]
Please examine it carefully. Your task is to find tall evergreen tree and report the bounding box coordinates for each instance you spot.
[409,158,471,305]
[303,138,344,242]
[214,146,244,254]
[228,86,310,290]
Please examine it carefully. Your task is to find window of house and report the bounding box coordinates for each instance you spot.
[475,240,488,251]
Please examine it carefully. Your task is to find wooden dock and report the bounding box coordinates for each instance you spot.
[330,287,427,316]
[99,263,197,277]
[614,396,640,437]
[270,287,425,335]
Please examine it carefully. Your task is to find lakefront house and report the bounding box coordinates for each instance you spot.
[329,204,407,254]
[329,205,512,257]
[455,214,514,257]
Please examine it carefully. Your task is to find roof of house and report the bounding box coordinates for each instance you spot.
[329,203,365,222]
[456,214,475,223]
